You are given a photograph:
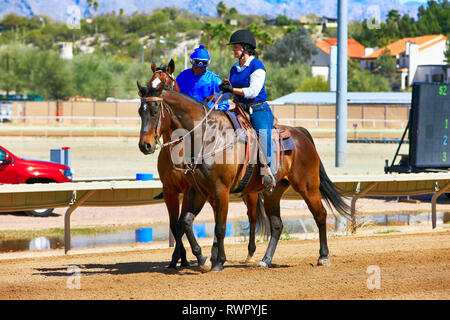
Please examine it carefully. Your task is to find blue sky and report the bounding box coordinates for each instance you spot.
[399,0,427,3]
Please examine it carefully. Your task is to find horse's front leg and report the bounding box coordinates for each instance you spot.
[211,185,230,272]
[164,188,183,269]
[180,187,210,272]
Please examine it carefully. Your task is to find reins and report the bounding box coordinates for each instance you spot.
[157,91,223,150]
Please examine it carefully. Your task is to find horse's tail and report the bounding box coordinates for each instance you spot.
[318,160,352,220]
[294,126,351,219]
[255,193,270,238]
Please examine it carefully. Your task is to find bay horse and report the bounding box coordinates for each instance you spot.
[137,69,351,272]
[143,59,267,268]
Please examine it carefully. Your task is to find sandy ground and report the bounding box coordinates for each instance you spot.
[0,228,448,300]
[0,196,449,300]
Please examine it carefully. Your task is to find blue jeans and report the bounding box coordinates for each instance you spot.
[249,103,274,167]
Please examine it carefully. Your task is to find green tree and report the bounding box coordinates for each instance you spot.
[201,22,215,50]
[34,51,73,99]
[264,27,316,66]
[348,60,390,92]
[0,13,26,28]
[297,76,329,92]
[274,15,293,26]
[376,49,400,90]
[247,24,272,53]
[217,1,228,18]
[444,39,450,69]
[264,61,311,100]
[211,23,231,52]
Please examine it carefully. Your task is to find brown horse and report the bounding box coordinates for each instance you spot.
[143,60,267,268]
[137,69,351,272]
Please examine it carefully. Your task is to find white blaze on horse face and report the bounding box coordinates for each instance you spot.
[152,77,161,88]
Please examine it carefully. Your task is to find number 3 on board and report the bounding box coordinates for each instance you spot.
[439,85,447,96]
[443,152,447,162]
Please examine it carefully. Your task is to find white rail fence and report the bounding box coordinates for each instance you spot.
[0,173,449,254]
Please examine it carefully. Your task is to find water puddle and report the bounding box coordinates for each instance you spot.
[0,212,448,253]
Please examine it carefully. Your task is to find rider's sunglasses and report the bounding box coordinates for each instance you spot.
[192,59,209,67]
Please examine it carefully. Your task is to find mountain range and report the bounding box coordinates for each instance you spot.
[0,0,427,22]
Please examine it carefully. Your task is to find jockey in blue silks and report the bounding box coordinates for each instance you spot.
[176,45,229,111]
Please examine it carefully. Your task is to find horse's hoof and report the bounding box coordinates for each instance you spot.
[180,260,190,268]
[256,261,269,268]
[245,256,255,263]
[317,257,331,266]
[199,258,211,273]
[167,262,178,269]
[211,264,224,272]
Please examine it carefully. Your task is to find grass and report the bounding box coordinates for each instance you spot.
[374,229,401,234]
[280,227,295,240]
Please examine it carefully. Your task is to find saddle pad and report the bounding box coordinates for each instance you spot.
[225,111,248,143]
[225,111,295,151]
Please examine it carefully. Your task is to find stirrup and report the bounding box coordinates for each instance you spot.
[262,174,274,189]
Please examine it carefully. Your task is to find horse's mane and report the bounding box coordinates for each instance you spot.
[163,90,230,123]
[169,90,204,107]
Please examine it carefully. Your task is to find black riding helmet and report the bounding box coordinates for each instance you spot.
[227,29,256,49]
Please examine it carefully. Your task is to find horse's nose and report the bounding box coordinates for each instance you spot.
[139,142,153,154]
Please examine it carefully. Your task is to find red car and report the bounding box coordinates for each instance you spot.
[0,145,72,216]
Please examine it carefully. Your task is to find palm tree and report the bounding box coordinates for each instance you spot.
[217,1,227,18]
[202,22,215,50]
[211,23,231,52]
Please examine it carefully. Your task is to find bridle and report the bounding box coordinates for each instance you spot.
[140,96,170,150]
[152,69,175,90]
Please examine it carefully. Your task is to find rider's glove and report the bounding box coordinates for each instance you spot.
[219,83,233,94]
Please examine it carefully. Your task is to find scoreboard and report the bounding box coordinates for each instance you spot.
[409,83,450,168]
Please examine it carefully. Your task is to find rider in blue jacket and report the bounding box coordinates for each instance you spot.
[176,45,229,111]
[219,29,276,188]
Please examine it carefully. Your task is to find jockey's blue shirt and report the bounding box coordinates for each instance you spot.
[176,69,229,111]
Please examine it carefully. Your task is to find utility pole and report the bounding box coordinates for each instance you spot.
[336,0,348,167]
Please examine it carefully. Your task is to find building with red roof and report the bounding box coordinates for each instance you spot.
[311,35,448,90]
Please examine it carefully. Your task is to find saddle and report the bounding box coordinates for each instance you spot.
[225,98,295,193]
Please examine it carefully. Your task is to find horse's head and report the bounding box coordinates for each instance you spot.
[137,80,167,155]
[147,59,179,92]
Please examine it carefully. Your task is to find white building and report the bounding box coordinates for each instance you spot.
[59,42,73,60]
[361,34,448,89]
[312,38,366,80]
[311,35,449,90]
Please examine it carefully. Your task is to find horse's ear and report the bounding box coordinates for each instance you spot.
[168,59,175,74]
[151,62,157,73]
[137,81,144,96]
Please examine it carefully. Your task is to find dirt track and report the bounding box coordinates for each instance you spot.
[0,229,448,300]
[1,137,449,300]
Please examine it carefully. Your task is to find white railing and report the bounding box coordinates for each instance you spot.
[2,115,408,129]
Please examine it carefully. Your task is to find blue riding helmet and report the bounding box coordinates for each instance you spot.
[190,45,210,67]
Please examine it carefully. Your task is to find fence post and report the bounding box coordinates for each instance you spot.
[385,104,388,128]
[316,104,320,127]
[115,102,119,125]
[47,101,50,125]
[93,100,96,126]
[293,104,297,126]
[362,104,365,128]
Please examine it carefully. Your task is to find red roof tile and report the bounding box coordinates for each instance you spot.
[365,34,447,58]
[315,38,366,58]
